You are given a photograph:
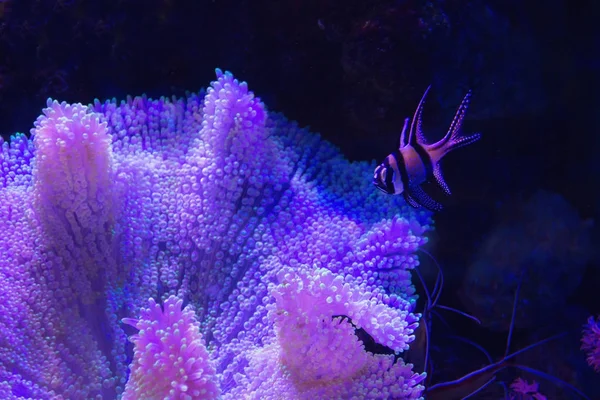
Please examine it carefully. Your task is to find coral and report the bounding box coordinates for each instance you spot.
[581,315,600,372]
[509,378,547,400]
[0,69,431,399]
[122,296,219,400]
[225,267,425,399]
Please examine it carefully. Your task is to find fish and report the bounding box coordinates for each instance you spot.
[373,86,481,211]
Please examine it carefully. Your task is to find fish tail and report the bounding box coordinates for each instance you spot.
[436,90,480,156]
[444,131,481,154]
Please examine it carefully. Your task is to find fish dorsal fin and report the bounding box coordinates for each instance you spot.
[407,185,443,211]
[408,85,432,145]
[433,164,451,195]
[398,117,410,149]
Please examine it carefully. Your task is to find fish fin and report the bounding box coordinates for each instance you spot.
[433,164,451,196]
[407,185,443,211]
[434,90,480,154]
[444,90,471,142]
[408,85,431,145]
[398,117,410,149]
[444,132,481,153]
[403,191,421,208]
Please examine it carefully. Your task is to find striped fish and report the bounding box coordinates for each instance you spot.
[373,86,480,211]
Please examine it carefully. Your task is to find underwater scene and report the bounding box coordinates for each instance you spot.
[0,1,598,399]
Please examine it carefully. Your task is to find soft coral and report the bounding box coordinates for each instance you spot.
[581,315,600,372]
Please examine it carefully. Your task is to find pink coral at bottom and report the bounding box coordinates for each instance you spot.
[509,378,547,400]
[122,296,220,400]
